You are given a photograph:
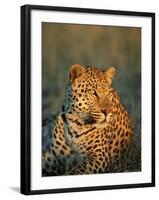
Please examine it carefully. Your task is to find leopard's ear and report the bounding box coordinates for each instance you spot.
[69,64,85,83]
[105,66,116,85]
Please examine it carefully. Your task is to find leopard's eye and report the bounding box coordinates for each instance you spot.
[87,89,94,94]
[87,89,98,97]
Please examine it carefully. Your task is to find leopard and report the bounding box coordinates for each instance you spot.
[42,64,133,176]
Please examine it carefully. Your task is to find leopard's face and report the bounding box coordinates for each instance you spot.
[64,64,116,124]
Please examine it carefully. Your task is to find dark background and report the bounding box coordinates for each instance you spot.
[42,23,141,172]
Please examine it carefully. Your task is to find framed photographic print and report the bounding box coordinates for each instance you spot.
[20,4,155,195]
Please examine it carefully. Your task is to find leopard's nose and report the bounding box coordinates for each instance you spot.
[99,100,112,115]
[101,110,108,116]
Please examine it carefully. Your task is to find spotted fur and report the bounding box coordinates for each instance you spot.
[42,64,133,175]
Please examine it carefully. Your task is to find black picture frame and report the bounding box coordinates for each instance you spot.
[20,4,155,195]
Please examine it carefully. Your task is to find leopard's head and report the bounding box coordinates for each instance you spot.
[64,64,116,124]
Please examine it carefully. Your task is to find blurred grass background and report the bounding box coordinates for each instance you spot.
[42,23,141,172]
